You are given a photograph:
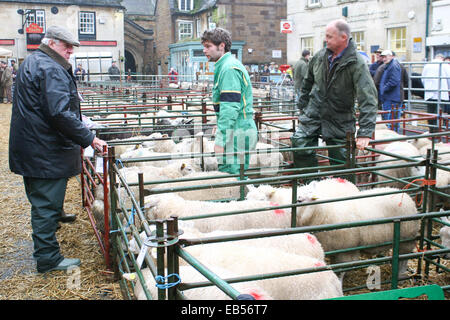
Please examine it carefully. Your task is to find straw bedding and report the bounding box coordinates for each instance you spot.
[0,104,121,300]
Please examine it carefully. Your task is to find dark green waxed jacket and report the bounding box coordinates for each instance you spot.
[297,40,377,140]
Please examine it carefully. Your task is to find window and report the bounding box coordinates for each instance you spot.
[388,27,407,57]
[179,0,193,11]
[308,0,321,5]
[26,9,46,32]
[79,12,96,35]
[195,18,202,38]
[351,31,365,52]
[301,37,314,56]
[178,21,193,40]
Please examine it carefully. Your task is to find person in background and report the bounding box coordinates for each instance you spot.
[9,25,107,274]
[74,63,86,82]
[291,19,377,181]
[378,50,402,132]
[0,61,13,103]
[108,61,120,81]
[369,49,384,77]
[168,67,178,84]
[201,28,258,175]
[421,53,450,131]
[11,60,18,81]
[293,49,310,102]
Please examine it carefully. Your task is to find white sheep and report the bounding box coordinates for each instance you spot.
[296,185,420,279]
[183,244,343,300]
[144,193,292,233]
[155,171,241,201]
[134,266,274,300]
[440,215,450,259]
[374,141,424,189]
[246,178,360,205]
[180,227,325,262]
[117,162,197,185]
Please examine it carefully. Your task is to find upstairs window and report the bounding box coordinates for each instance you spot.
[79,12,96,35]
[179,0,193,11]
[26,9,46,32]
[178,21,193,40]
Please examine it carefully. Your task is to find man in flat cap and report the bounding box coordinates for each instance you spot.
[9,25,107,273]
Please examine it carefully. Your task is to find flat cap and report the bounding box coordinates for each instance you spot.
[380,49,393,56]
[45,26,80,47]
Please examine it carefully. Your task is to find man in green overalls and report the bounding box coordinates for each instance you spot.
[201,28,258,175]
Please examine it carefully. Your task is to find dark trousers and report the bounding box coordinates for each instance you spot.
[291,132,350,183]
[426,99,449,132]
[23,177,67,272]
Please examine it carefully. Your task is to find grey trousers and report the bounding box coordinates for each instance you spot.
[23,177,67,272]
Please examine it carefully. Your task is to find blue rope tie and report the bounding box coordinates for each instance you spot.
[109,207,138,234]
[155,273,181,289]
[115,159,124,168]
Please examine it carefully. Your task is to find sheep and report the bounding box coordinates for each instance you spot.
[249,142,285,174]
[154,171,241,201]
[144,193,292,233]
[439,215,450,259]
[108,135,152,155]
[180,227,325,262]
[117,162,197,186]
[183,244,343,300]
[374,141,424,189]
[296,184,420,280]
[134,266,274,300]
[119,147,195,168]
[246,178,360,205]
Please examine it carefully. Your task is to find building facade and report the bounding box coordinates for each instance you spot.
[427,0,450,58]
[0,0,125,78]
[153,0,288,77]
[286,0,429,64]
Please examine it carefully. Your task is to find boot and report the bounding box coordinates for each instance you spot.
[60,210,76,223]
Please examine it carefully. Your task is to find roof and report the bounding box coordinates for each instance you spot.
[122,0,155,15]
[169,0,217,15]
[0,0,124,8]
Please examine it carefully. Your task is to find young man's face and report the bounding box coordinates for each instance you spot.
[202,40,225,62]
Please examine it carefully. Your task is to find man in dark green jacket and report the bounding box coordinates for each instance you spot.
[291,19,377,176]
[293,49,310,101]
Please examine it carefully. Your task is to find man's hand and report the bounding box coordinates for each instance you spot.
[91,137,108,155]
[214,144,224,154]
[355,137,371,151]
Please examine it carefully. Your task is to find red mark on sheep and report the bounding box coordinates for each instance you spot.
[270,202,285,215]
[307,234,316,244]
[314,262,325,267]
[335,178,347,184]
[249,291,263,300]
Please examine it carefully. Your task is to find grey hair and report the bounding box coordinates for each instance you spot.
[435,53,445,59]
[333,19,351,39]
[41,37,60,45]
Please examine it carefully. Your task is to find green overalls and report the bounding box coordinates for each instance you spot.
[212,52,258,175]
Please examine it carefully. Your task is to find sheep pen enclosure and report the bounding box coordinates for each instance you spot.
[1,79,449,301]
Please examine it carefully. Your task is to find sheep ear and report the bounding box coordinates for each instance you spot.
[269,190,276,196]
[180,163,186,170]
[247,184,256,191]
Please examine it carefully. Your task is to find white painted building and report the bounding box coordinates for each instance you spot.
[427,0,450,58]
[286,0,429,64]
[0,0,125,76]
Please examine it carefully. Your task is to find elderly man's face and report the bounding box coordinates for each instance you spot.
[382,54,394,64]
[49,39,74,61]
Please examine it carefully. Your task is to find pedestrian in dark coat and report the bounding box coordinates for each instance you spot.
[379,50,402,131]
[9,25,107,273]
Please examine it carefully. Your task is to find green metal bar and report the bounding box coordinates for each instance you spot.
[155,220,166,300]
[176,247,241,299]
[391,219,401,289]
[291,178,297,228]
